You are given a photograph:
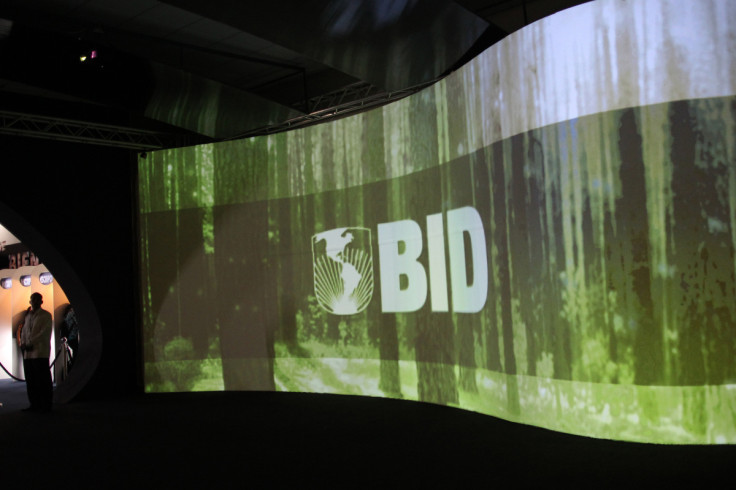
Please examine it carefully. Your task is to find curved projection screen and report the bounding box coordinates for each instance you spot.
[138,0,736,443]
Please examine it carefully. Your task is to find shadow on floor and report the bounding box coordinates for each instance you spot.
[0,378,28,411]
[0,381,734,487]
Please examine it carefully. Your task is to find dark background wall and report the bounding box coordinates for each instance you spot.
[0,133,139,398]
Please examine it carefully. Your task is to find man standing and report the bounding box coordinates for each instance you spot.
[19,292,53,413]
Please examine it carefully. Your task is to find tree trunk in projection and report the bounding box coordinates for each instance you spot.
[446,157,478,393]
[264,200,280,353]
[316,126,345,350]
[302,191,316,301]
[583,152,599,376]
[509,134,536,376]
[409,93,458,406]
[614,109,658,386]
[416,310,458,405]
[691,98,736,385]
[139,215,154,363]
[577,111,619,379]
[287,132,316,352]
[366,177,401,396]
[143,211,180,360]
[572,124,598,382]
[672,100,717,387]
[175,208,215,360]
[340,165,366,349]
[729,98,736,384]
[267,133,296,351]
[310,193,326,343]
[192,146,218,359]
[277,197,297,349]
[602,191,620,370]
[412,166,443,403]
[214,201,274,391]
[670,97,736,434]
[639,103,677,386]
[382,101,413,392]
[544,128,571,381]
[474,149,502,373]
[525,134,550,373]
[298,133,317,347]
[319,190,343,344]
[295,134,319,344]
[559,120,586,380]
[413,189,458,405]
[361,112,390,348]
[492,140,519,414]
[601,111,631,380]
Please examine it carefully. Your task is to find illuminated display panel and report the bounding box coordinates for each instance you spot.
[138,0,736,443]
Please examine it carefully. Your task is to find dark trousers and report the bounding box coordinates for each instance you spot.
[23,358,53,410]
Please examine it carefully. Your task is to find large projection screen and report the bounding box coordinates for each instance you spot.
[138,0,736,443]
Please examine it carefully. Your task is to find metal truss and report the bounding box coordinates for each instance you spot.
[307,82,378,113]
[0,110,188,150]
[230,78,441,139]
[1,77,441,149]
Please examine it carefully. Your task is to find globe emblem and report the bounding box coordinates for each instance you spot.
[312,227,373,314]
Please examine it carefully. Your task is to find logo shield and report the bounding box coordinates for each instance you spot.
[312,227,373,315]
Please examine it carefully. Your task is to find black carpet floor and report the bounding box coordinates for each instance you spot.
[1,379,733,488]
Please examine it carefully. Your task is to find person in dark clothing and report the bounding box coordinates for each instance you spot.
[19,292,53,413]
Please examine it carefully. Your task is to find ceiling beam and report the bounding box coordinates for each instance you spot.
[0,110,201,150]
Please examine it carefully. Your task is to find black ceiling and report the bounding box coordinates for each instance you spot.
[0,0,589,149]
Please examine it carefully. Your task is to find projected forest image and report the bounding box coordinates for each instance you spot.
[139,94,736,443]
[137,0,736,444]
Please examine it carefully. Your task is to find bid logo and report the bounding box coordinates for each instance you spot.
[312,206,488,315]
[312,227,374,315]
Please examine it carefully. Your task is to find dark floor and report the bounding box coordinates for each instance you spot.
[1,379,734,488]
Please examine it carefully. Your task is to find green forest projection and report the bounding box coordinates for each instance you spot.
[139,94,736,444]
